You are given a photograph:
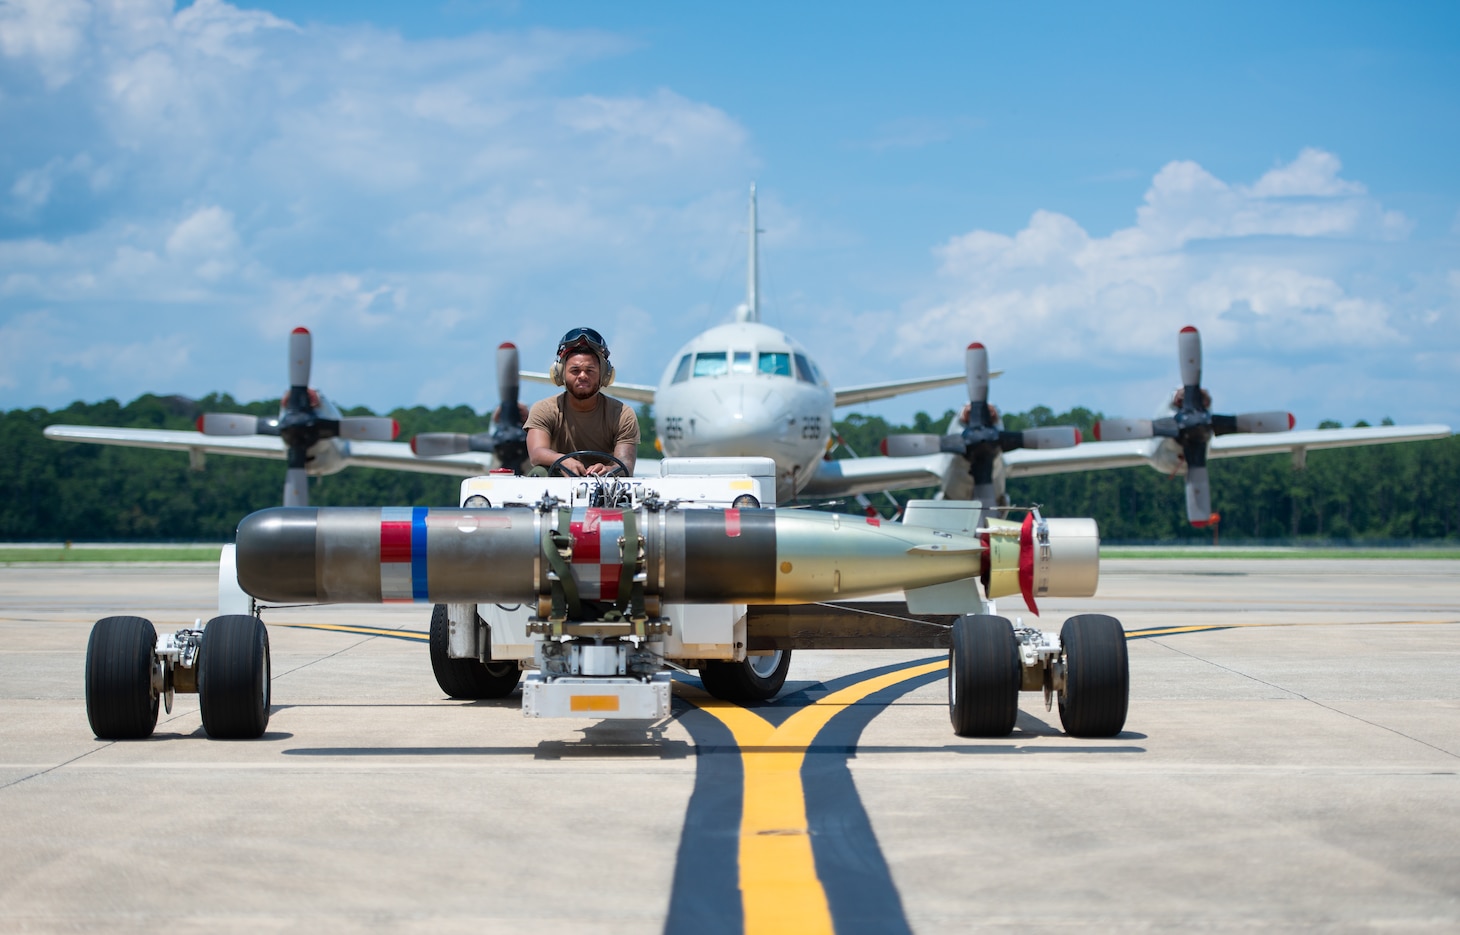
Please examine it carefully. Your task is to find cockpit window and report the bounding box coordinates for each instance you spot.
[732,351,753,374]
[758,352,791,377]
[671,354,693,384]
[693,352,728,378]
[793,352,820,385]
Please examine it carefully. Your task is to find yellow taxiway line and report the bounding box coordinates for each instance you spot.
[682,660,946,935]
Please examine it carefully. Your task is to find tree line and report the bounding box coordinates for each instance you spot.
[2,394,1455,543]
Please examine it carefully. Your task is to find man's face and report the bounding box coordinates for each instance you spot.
[563,352,602,400]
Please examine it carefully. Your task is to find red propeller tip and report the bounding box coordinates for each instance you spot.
[195,416,204,431]
[1092,422,1103,441]
[1073,428,1083,445]
[1286,413,1295,430]
[967,342,985,350]
[409,437,419,454]
[391,419,400,440]
[499,342,516,350]
[292,326,310,335]
[878,439,888,455]
[1180,325,1198,334]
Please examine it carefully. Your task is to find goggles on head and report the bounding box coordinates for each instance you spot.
[556,327,610,362]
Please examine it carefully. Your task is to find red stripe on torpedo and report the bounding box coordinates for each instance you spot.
[571,513,601,563]
[381,521,413,564]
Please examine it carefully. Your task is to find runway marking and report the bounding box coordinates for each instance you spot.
[271,622,428,642]
[1126,624,1236,639]
[262,615,1459,933]
[670,659,945,935]
[1126,620,1459,639]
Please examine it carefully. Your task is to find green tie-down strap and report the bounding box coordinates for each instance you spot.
[616,509,648,633]
[542,506,581,628]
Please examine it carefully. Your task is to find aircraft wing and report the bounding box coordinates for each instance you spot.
[833,372,994,408]
[1003,440,1163,478]
[334,441,491,476]
[42,425,490,477]
[797,453,954,499]
[520,371,657,405]
[1207,424,1452,459]
[999,423,1452,479]
[44,425,290,462]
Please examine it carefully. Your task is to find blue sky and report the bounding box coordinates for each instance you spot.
[2,0,1456,430]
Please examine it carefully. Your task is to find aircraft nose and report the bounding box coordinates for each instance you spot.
[692,391,791,451]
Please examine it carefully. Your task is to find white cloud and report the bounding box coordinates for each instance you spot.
[1246,147,1364,198]
[166,205,236,257]
[893,149,1418,370]
[0,0,92,89]
[0,1,757,409]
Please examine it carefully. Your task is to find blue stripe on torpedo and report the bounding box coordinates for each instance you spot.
[411,506,430,601]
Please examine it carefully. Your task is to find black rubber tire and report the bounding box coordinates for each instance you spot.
[948,614,1021,737]
[1058,613,1129,738]
[699,650,792,703]
[198,615,271,739]
[428,604,520,699]
[85,616,159,740]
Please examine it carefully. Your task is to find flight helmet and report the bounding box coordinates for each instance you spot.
[550,327,615,387]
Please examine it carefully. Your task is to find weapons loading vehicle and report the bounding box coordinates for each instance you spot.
[84,457,1128,742]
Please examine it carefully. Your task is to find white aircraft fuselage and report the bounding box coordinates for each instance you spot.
[653,321,833,503]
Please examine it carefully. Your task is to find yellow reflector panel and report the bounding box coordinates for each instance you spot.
[570,695,620,712]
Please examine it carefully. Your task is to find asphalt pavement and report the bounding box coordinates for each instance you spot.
[1,559,1457,932]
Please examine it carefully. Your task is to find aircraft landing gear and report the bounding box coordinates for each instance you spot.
[944,611,1129,739]
[699,650,792,704]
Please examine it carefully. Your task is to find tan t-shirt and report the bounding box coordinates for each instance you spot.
[526,393,640,457]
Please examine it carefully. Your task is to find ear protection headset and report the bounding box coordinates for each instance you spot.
[549,327,615,387]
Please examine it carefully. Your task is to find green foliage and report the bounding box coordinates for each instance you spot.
[4,396,1456,544]
[836,407,1458,544]
[636,403,659,462]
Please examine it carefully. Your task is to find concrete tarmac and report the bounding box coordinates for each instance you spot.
[1,559,1457,932]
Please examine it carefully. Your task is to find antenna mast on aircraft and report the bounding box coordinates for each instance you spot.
[739,183,761,323]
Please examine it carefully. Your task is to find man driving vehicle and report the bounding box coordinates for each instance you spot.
[526,327,640,476]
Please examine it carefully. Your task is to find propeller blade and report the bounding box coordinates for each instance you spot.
[1185,465,1212,526]
[965,342,989,406]
[1016,426,1082,450]
[497,343,521,425]
[338,417,399,441]
[197,413,271,436]
[1178,325,1202,390]
[1234,411,1295,434]
[1093,418,1154,441]
[880,434,943,457]
[289,327,312,389]
[283,467,309,507]
[411,433,472,457]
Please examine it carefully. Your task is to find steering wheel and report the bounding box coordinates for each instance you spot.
[548,450,629,478]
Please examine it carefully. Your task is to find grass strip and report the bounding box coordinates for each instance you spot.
[0,547,224,563]
[1102,548,1460,560]
[3,545,1457,564]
